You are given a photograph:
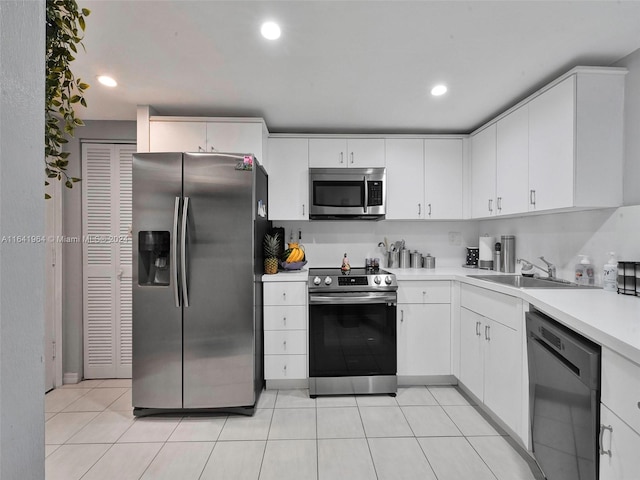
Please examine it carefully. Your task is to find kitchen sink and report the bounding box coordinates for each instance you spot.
[468,275,599,289]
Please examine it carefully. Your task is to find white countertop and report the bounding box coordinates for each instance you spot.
[388,266,640,366]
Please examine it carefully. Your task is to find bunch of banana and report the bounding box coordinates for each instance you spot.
[282,242,306,263]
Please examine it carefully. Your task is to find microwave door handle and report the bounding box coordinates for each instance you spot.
[363,176,368,214]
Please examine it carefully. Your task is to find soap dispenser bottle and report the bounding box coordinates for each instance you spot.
[575,255,595,286]
[603,252,618,292]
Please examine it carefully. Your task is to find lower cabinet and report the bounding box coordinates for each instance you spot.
[600,347,640,479]
[397,281,451,377]
[599,404,640,480]
[397,304,451,376]
[263,281,307,382]
[459,284,524,440]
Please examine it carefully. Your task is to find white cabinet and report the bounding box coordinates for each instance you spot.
[528,76,575,212]
[148,119,267,163]
[397,281,451,377]
[459,284,524,439]
[599,347,640,479]
[385,139,424,219]
[470,124,497,218]
[263,281,307,382]
[470,67,625,218]
[424,138,463,219]
[308,138,385,168]
[149,121,207,152]
[599,404,640,480]
[386,138,463,220]
[267,138,309,220]
[496,106,529,215]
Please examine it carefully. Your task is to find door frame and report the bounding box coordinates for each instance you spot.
[45,179,63,390]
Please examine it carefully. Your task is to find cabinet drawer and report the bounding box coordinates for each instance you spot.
[602,348,640,435]
[460,284,522,330]
[264,282,307,306]
[600,404,640,480]
[264,305,307,330]
[265,355,307,380]
[264,330,307,355]
[398,281,451,304]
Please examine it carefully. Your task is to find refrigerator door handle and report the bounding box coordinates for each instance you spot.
[172,196,181,307]
[181,196,190,307]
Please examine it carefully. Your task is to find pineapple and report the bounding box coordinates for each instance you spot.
[263,233,280,274]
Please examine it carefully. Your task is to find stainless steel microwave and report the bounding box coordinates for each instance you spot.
[309,167,386,220]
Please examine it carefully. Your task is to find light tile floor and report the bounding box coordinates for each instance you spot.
[45,381,544,480]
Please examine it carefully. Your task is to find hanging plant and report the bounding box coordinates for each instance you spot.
[45,0,90,197]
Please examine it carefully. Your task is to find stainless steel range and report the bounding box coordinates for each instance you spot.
[308,267,398,397]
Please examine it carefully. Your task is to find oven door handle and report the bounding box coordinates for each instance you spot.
[309,293,397,305]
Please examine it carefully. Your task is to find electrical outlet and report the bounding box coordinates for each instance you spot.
[448,232,462,246]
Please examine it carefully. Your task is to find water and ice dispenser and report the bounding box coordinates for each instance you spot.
[138,231,170,286]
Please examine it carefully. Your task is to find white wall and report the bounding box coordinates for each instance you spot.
[478,206,640,284]
[61,121,136,381]
[275,220,479,269]
[0,1,45,478]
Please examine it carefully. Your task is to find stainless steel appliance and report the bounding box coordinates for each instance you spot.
[526,307,601,480]
[132,152,269,415]
[308,267,398,396]
[308,167,386,220]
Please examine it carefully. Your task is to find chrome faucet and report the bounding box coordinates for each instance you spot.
[518,256,557,279]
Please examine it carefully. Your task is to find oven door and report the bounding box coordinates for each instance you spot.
[309,292,397,378]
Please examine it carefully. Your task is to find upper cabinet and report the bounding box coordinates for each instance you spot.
[470,67,626,219]
[424,138,463,219]
[145,116,269,168]
[308,138,385,168]
[267,137,309,221]
[496,106,529,216]
[470,124,497,218]
[385,139,424,219]
[386,138,463,220]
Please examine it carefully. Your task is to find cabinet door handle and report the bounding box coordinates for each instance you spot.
[418,203,421,216]
[475,321,480,336]
[401,309,404,322]
[283,316,286,326]
[198,146,204,152]
[283,364,287,376]
[497,197,502,212]
[530,189,536,206]
[282,292,286,301]
[485,325,490,341]
[428,204,432,217]
[488,199,493,213]
[302,204,305,216]
[350,152,354,164]
[340,152,344,164]
[283,340,287,351]
[599,424,612,457]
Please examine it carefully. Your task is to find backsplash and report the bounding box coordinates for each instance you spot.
[478,205,640,284]
[274,205,640,285]
[273,220,478,269]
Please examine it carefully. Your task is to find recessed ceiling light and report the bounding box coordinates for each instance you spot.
[261,21,281,40]
[431,84,447,96]
[97,75,117,87]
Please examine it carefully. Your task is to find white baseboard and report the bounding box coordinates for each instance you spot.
[63,372,79,384]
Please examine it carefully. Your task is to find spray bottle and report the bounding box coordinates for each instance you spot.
[603,252,618,292]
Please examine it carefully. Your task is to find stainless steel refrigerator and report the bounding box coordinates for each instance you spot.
[132,152,269,415]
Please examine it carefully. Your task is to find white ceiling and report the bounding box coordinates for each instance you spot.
[74,0,640,134]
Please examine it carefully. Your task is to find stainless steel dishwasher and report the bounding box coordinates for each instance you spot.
[526,307,601,480]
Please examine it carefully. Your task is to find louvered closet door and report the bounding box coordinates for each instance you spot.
[82,143,135,378]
